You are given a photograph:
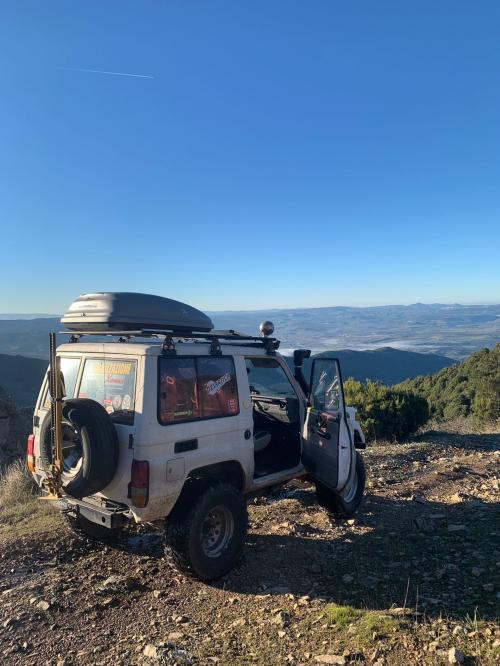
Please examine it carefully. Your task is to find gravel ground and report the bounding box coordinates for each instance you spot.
[1,424,499,665]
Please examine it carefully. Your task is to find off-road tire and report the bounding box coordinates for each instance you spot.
[40,399,119,499]
[315,452,366,518]
[165,482,247,581]
[64,513,121,544]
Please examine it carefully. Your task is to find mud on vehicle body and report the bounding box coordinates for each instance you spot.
[29,293,366,580]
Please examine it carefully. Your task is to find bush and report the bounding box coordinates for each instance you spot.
[398,344,500,424]
[344,378,429,442]
[0,459,39,525]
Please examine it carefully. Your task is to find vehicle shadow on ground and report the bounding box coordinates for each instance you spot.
[215,491,500,622]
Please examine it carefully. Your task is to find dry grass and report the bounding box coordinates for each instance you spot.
[0,459,58,535]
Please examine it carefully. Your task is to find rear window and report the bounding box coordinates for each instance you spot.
[78,358,137,425]
[43,356,81,408]
[159,356,239,425]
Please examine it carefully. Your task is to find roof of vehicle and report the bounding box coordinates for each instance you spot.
[57,341,283,358]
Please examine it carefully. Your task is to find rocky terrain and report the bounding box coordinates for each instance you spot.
[0,424,499,665]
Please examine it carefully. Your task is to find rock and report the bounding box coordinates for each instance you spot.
[98,575,138,594]
[471,567,483,577]
[167,631,184,641]
[273,611,291,628]
[278,630,286,638]
[35,600,51,611]
[174,614,190,624]
[452,625,465,636]
[101,597,117,608]
[448,647,464,664]
[153,590,164,599]
[314,656,346,665]
[143,644,162,659]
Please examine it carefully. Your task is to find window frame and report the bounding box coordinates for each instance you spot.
[157,355,240,426]
[77,356,138,426]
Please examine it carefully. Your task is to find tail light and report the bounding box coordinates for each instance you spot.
[130,460,149,508]
[26,434,35,473]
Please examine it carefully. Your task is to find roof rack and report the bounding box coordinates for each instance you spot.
[59,328,280,356]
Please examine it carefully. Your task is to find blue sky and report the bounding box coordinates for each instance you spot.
[0,1,499,313]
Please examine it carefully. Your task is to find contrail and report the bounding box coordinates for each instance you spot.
[63,67,154,79]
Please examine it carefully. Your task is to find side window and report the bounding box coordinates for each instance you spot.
[245,357,297,397]
[159,358,200,423]
[198,357,239,419]
[310,359,341,412]
[43,356,81,408]
[158,356,239,425]
[78,358,137,425]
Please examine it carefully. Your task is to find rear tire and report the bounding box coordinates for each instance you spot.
[165,482,247,581]
[40,399,119,499]
[64,513,121,544]
[315,452,366,518]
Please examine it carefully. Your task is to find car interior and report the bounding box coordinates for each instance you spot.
[245,357,302,478]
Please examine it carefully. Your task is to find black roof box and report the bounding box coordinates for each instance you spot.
[61,292,214,333]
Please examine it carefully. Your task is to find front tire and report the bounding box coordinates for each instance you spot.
[315,452,366,518]
[165,482,247,580]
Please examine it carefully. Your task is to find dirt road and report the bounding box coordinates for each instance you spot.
[1,426,499,665]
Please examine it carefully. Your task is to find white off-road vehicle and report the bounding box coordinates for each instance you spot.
[28,293,366,580]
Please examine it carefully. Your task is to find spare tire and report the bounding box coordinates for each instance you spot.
[40,399,119,499]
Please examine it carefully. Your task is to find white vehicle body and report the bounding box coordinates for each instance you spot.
[31,340,365,525]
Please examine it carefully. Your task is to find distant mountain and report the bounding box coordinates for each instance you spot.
[0,354,47,406]
[0,302,499,360]
[210,303,500,360]
[285,347,455,386]
[0,318,59,359]
[0,314,58,320]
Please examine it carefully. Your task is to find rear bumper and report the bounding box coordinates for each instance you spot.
[46,492,131,529]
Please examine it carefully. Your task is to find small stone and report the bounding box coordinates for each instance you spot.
[314,656,346,665]
[35,601,51,611]
[471,567,483,577]
[174,615,189,624]
[347,519,356,525]
[143,644,160,659]
[152,590,164,599]
[167,631,183,641]
[448,647,464,664]
[452,625,465,636]
[278,630,286,638]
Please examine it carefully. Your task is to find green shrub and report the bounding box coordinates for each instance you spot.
[344,378,429,442]
[398,344,500,424]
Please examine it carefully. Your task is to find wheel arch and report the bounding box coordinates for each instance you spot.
[187,460,246,491]
[168,460,246,519]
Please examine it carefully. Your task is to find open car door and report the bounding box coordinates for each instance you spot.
[302,357,353,492]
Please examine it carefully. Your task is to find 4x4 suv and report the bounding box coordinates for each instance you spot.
[29,293,366,580]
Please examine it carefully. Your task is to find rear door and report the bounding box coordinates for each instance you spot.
[302,358,351,491]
